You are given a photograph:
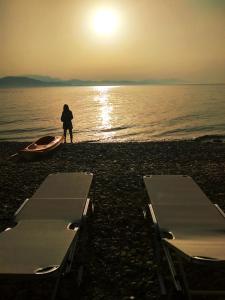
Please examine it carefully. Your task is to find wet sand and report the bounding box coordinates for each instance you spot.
[0,141,225,300]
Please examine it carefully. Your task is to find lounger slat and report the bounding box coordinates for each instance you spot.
[16,198,89,222]
[144,175,225,262]
[31,172,93,199]
[16,173,93,222]
[144,175,210,206]
[0,220,78,276]
[165,238,225,262]
[153,204,225,234]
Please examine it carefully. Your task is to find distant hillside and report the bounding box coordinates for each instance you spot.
[25,75,63,83]
[0,76,51,87]
[0,76,184,88]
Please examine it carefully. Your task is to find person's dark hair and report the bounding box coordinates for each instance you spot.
[63,104,69,111]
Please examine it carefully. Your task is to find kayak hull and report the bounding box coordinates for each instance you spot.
[19,136,63,160]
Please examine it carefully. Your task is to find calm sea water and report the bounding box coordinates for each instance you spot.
[0,85,225,142]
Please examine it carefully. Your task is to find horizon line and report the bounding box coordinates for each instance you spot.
[0,75,224,85]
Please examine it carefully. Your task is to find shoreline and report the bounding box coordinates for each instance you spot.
[1,140,225,299]
[1,132,225,144]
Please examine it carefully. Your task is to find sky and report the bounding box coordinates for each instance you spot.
[0,0,225,83]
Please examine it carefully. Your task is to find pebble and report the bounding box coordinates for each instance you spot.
[0,140,225,300]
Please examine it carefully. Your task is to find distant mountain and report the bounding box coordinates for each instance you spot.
[0,75,184,88]
[25,75,63,83]
[0,76,51,87]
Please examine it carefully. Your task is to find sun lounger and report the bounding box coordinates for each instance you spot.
[143,175,225,299]
[0,172,93,299]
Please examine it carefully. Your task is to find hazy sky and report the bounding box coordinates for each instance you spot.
[1,0,225,82]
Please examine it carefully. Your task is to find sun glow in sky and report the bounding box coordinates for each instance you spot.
[0,0,225,83]
[92,8,119,36]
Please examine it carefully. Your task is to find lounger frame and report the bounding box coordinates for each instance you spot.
[0,172,93,300]
[144,175,225,300]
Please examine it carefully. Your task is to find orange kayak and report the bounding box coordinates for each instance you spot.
[19,135,63,160]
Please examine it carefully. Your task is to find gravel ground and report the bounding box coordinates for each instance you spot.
[0,141,225,300]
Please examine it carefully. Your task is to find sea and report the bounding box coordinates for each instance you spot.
[0,84,225,142]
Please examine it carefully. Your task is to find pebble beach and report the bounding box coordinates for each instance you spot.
[0,140,225,300]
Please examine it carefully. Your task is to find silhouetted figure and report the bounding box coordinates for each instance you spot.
[61,104,73,143]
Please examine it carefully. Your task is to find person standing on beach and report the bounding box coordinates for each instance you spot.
[61,104,73,143]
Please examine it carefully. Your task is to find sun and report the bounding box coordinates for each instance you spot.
[92,8,119,36]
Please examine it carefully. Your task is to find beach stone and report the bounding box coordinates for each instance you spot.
[0,141,225,299]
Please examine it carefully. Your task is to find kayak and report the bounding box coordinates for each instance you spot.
[19,135,64,160]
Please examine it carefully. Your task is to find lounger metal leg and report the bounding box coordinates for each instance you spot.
[177,256,191,300]
[143,206,165,293]
[51,272,63,300]
[65,234,79,274]
[152,225,167,296]
[146,205,167,295]
[162,244,182,293]
[51,247,77,300]
[148,204,183,298]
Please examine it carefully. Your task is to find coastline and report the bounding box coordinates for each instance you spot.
[1,140,225,299]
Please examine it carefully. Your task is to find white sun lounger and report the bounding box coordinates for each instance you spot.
[143,175,225,299]
[0,172,93,299]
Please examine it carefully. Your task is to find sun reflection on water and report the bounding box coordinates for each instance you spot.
[94,86,114,139]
